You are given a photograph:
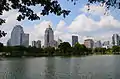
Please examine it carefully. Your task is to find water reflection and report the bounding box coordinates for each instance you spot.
[0,59,28,79]
[55,57,72,79]
[113,55,120,79]
[0,56,120,79]
[44,57,56,79]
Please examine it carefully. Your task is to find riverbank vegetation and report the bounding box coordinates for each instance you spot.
[0,42,120,57]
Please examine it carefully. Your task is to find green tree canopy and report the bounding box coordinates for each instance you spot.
[73,43,87,55]
[58,42,71,54]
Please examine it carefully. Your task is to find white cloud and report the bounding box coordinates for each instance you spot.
[0,10,22,45]
[68,14,99,32]
[56,20,66,31]
[68,14,120,33]
[98,15,120,28]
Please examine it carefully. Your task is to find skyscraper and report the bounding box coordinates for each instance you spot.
[32,40,41,48]
[112,34,120,46]
[84,39,94,48]
[8,25,29,47]
[44,25,54,47]
[72,36,78,46]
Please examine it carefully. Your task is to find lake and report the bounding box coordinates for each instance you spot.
[0,55,120,79]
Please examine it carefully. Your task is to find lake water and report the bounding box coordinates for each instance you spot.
[0,55,120,79]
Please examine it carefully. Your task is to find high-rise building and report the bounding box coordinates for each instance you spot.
[8,25,29,47]
[94,40,102,48]
[32,41,36,47]
[102,41,110,48]
[44,25,54,47]
[84,39,94,48]
[112,34,120,46]
[32,40,41,48]
[72,36,78,46]
[21,33,29,47]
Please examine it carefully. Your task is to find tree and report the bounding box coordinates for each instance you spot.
[88,0,120,9]
[112,46,120,54]
[44,47,55,56]
[0,42,3,47]
[58,42,71,55]
[73,43,87,55]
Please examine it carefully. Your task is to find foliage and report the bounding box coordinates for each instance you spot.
[112,46,120,54]
[58,42,71,55]
[0,44,120,57]
[73,43,87,55]
[88,0,120,9]
[44,47,55,56]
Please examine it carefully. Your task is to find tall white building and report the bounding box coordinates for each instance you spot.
[7,25,29,47]
[44,25,54,47]
[112,34,120,46]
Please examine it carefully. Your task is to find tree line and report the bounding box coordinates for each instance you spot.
[0,42,120,57]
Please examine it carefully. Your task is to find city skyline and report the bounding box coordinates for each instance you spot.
[6,24,120,48]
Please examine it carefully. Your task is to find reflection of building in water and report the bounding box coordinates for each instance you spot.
[44,58,56,79]
[55,58,72,78]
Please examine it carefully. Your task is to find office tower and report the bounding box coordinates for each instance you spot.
[36,40,41,48]
[32,40,41,48]
[102,41,110,48]
[32,41,36,47]
[72,36,78,46]
[8,25,29,47]
[112,34,120,46]
[84,39,94,48]
[21,33,29,47]
[44,25,54,47]
[94,40,102,48]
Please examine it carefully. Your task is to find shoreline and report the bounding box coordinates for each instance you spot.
[0,54,119,58]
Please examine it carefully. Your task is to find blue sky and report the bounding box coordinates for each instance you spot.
[1,0,120,46]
